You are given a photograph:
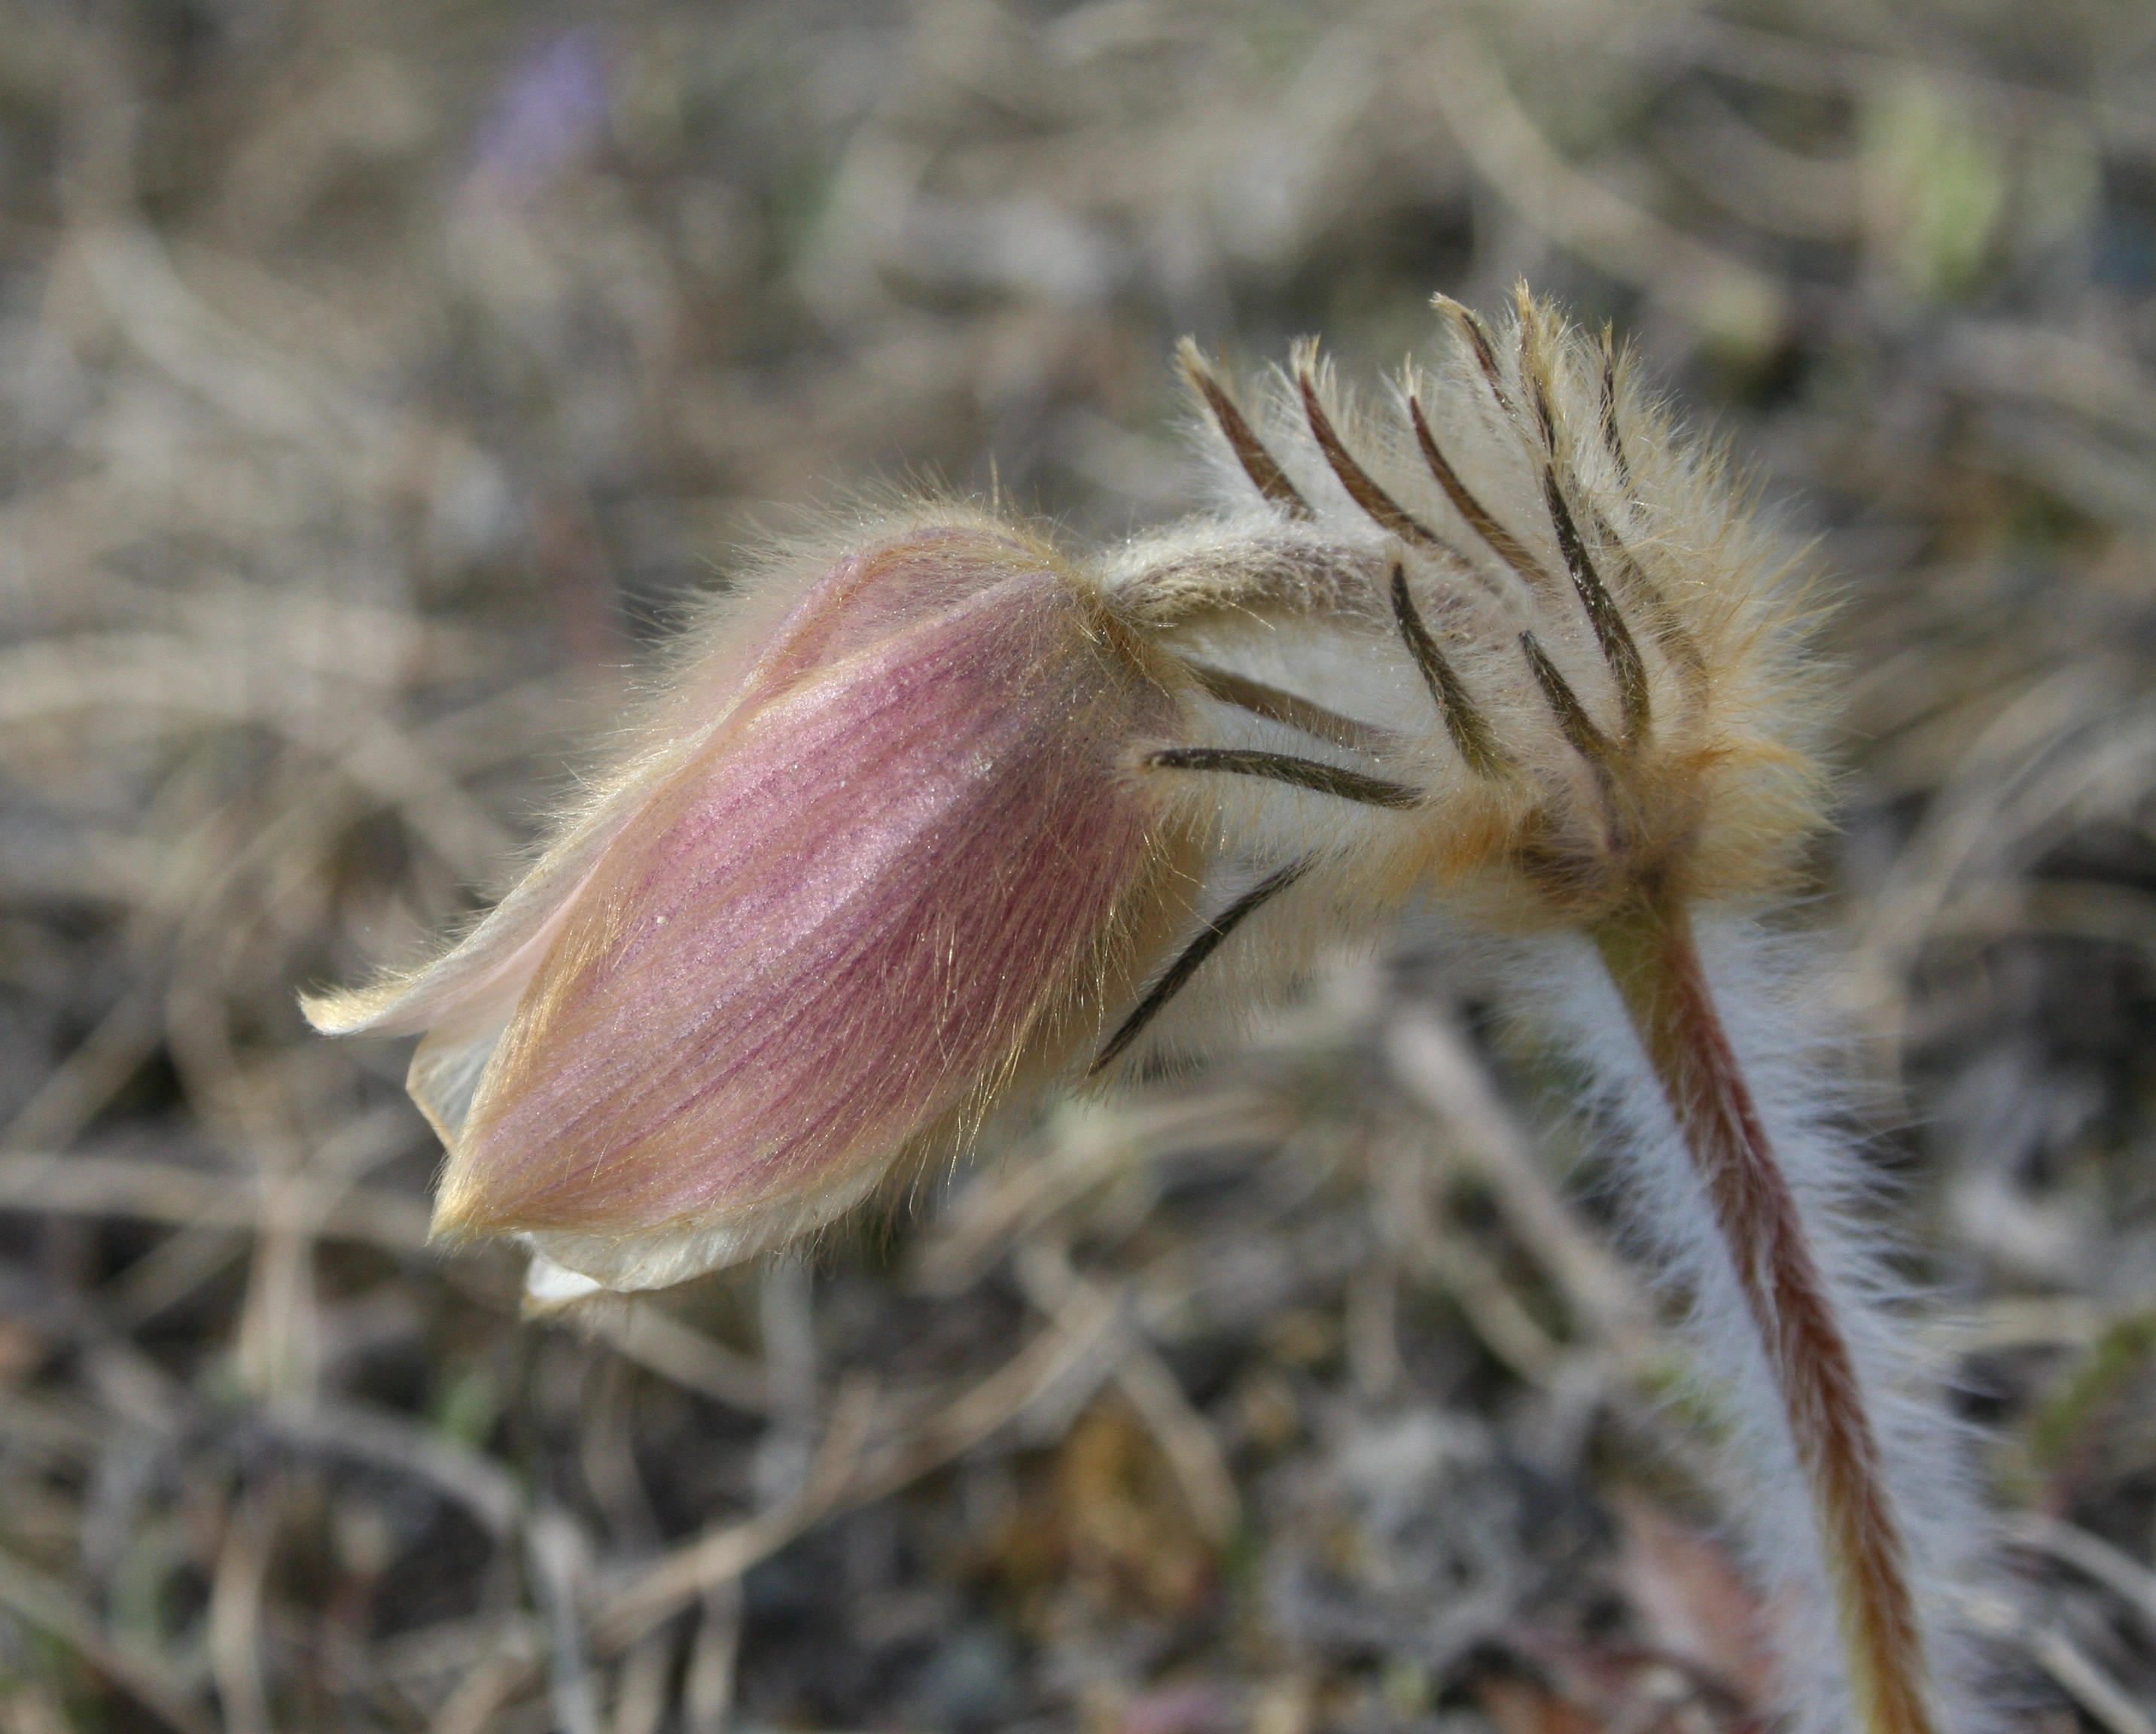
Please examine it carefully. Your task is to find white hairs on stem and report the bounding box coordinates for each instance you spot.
[1517,914,1993,1734]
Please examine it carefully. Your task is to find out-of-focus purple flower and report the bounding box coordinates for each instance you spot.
[465,29,608,204]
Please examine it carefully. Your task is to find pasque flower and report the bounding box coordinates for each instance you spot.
[306,511,1199,1292]
[312,294,1978,1734]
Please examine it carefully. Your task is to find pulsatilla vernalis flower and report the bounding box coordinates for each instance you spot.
[314,297,1963,1730]
[310,297,1835,1299]
[306,514,1197,1293]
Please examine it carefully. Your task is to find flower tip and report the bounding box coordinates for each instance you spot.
[425,1170,499,1244]
[520,1253,606,1316]
[298,982,389,1036]
[426,1145,560,1246]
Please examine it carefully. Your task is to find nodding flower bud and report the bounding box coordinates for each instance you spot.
[312,297,1961,1734]
[306,512,1197,1292]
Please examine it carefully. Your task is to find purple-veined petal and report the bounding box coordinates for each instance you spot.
[303,522,1076,1048]
[432,556,1188,1285]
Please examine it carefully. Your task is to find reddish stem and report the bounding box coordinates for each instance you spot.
[1594,896,1935,1734]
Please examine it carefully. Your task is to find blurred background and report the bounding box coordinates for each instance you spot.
[2,1,2155,1729]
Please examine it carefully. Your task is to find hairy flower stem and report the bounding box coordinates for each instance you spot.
[1592,895,1935,1734]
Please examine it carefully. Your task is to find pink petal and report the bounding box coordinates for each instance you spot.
[300,803,629,1041]
[302,523,1058,1048]
[435,561,1180,1251]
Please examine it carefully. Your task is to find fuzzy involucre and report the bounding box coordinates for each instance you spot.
[1101,288,1829,935]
